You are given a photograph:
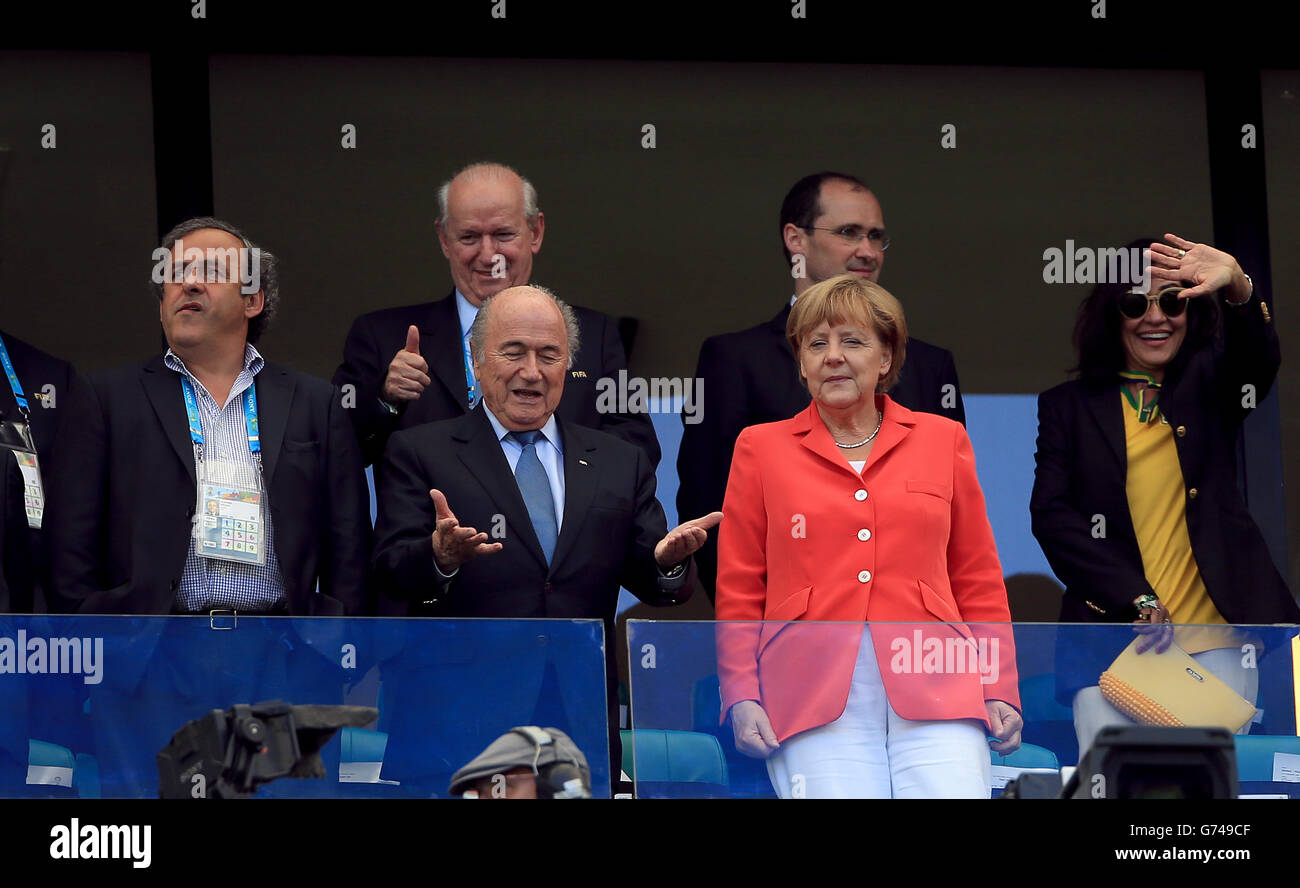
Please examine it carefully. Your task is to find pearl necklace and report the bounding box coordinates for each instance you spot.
[833,411,884,449]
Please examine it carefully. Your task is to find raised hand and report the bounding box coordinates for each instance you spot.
[430,488,502,573]
[382,325,432,403]
[1148,233,1250,302]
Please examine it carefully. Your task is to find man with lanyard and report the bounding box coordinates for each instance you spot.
[45,218,370,795]
[0,329,71,793]
[0,328,73,611]
[48,216,369,616]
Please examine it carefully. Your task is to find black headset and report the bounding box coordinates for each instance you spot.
[510,726,591,799]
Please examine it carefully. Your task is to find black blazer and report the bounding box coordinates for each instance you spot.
[0,329,75,471]
[676,301,966,598]
[45,355,371,616]
[372,405,688,622]
[333,291,661,469]
[0,330,75,606]
[0,457,33,612]
[1030,290,1299,629]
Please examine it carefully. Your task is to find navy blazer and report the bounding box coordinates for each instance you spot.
[45,354,371,617]
[1031,290,1297,627]
[1030,292,1299,701]
[333,290,661,469]
[677,301,966,599]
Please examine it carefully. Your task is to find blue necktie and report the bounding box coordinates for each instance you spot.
[511,430,557,565]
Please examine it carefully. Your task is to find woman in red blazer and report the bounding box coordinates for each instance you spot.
[715,274,1021,798]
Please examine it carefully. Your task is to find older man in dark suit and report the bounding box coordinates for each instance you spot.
[372,284,719,795]
[678,172,966,602]
[333,162,659,471]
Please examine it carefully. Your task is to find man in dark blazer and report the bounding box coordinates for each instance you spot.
[47,218,370,616]
[43,218,371,796]
[333,162,659,470]
[372,285,719,795]
[0,328,74,610]
[677,172,965,601]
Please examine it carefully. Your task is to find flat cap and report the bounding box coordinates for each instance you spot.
[448,726,590,797]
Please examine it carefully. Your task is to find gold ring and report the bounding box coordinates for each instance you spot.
[1177,249,1187,259]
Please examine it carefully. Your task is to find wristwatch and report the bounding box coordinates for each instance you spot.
[1132,592,1160,620]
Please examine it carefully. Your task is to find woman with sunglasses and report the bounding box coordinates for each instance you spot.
[1030,233,1299,760]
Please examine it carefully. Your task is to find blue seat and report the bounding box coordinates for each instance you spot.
[991,742,1059,769]
[621,729,728,797]
[340,726,389,765]
[1234,734,1300,785]
[27,739,76,790]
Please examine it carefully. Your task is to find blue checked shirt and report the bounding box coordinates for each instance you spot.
[165,344,287,612]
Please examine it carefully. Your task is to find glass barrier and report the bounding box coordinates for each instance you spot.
[0,615,609,798]
[626,620,1300,799]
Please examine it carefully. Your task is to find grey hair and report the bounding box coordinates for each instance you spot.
[152,216,279,345]
[436,162,541,228]
[469,284,580,370]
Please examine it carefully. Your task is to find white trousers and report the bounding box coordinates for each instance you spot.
[1072,646,1259,765]
[766,631,992,798]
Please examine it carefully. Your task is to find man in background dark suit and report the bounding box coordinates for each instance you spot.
[372,285,719,795]
[678,172,966,601]
[333,162,659,471]
[43,218,370,795]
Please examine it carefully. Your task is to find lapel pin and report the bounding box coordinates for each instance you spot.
[578,459,589,466]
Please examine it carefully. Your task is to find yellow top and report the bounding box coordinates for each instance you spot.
[1122,388,1242,654]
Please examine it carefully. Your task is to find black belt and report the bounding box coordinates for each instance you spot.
[170,602,291,628]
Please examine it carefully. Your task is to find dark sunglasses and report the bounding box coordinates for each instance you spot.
[1118,287,1187,320]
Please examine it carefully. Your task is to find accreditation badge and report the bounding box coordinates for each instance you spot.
[193,460,268,566]
[0,419,44,529]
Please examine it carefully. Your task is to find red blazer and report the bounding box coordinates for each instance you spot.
[716,396,1019,743]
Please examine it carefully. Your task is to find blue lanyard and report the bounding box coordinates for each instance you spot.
[0,334,30,418]
[180,376,260,458]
